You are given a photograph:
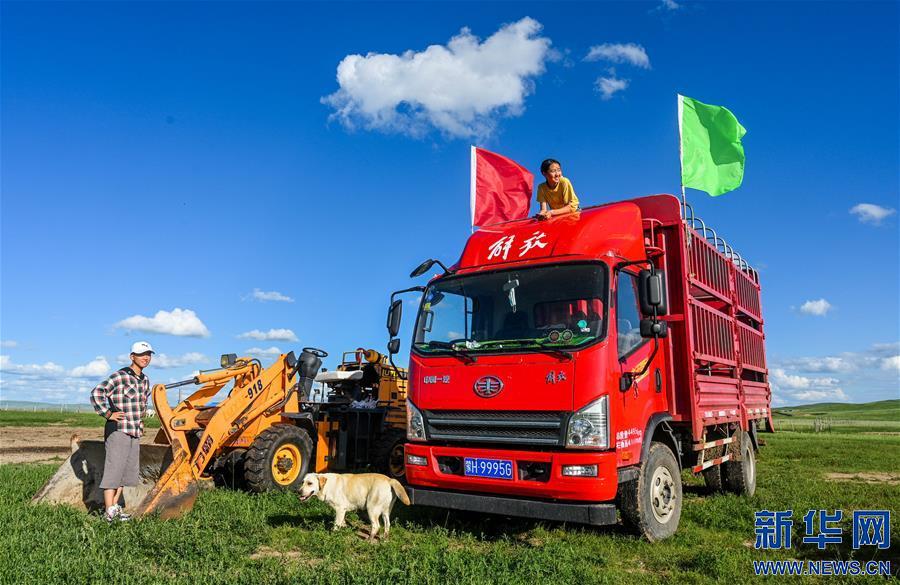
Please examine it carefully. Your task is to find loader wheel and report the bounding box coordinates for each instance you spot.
[244,425,313,493]
[619,442,682,542]
[723,431,756,496]
[373,428,407,481]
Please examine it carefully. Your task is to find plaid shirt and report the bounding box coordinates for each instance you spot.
[90,367,152,438]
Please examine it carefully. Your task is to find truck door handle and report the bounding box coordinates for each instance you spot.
[655,369,662,393]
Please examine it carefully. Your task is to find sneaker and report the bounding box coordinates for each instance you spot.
[116,509,132,522]
[104,505,120,523]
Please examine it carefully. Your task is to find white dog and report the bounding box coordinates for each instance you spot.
[299,472,410,540]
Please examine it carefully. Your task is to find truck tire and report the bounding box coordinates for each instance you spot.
[244,425,313,493]
[723,431,756,496]
[373,428,407,481]
[701,445,725,493]
[619,442,682,541]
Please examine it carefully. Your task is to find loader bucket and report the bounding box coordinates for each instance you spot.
[32,435,174,515]
[131,447,201,519]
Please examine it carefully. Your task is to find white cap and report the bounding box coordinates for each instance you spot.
[131,341,155,355]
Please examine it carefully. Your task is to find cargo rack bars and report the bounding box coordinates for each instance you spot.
[681,202,758,282]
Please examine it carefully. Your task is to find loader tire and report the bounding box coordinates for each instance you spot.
[244,425,313,493]
[723,431,756,496]
[619,442,682,542]
[373,428,407,482]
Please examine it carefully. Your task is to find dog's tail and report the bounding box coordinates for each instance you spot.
[390,479,411,505]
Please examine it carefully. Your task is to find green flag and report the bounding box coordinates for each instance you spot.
[679,94,746,197]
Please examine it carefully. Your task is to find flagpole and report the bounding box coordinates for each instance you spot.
[470,145,476,234]
[677,94,687,220]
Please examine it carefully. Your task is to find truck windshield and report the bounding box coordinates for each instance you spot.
[413,263,607,355]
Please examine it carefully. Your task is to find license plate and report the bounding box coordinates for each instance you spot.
[464,457,513,480]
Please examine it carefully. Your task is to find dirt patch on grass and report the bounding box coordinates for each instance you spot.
[825,472,900,486]
[249,546,324,566]
[0,426,158,464]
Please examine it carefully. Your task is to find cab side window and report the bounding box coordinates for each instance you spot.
[617,273,645,358]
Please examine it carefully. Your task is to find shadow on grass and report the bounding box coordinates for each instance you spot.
[267,511,334,529]
[792,536,900,577]
[392,504,632,541]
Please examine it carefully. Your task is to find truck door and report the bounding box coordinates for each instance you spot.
[615,271,660,460]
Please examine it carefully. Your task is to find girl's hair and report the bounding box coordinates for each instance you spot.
[540,158,561,174]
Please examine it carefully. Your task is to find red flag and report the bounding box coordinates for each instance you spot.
[471,146,533,228]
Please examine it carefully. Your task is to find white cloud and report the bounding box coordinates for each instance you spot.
[237,328,298,342]
[244,346,283,359]
[770,342,898,404]
[661,0,681,9]
[322,17,555,138]
[595,73,629,100]
[115,308,210,337]
[778,343,900,375]
[779,356,853,373]
[770,367,847,404]
[118,352,208,369]
[248,289,294,303]
[770,368,840,390]
[850,203,896,225]
[69,356,110,378]
[585,43,651,69]
[788,388,849,402]
[0,340,17,348]
[799,298,832,316]
[881,355,900,371]
[0,355,65,377]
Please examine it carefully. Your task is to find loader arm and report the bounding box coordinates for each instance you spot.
[135,355,297,518]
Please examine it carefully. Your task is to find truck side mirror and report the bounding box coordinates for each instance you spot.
[410,259,436,278]
[387,299,402,338]
[640,318,668,338]
[387,338,401,355]
[638,269,668,316]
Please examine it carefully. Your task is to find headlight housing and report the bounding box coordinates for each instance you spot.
[566,396,609,449]
[407,400,426,441]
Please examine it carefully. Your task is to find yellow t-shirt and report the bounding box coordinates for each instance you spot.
[537,177,579,211]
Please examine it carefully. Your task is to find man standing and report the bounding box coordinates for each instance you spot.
[90,341,154,522]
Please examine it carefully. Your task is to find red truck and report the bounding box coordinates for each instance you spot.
[386,194,771,540]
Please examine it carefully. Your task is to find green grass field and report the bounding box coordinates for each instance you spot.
[1,403,897,584]
[0,410,161,428]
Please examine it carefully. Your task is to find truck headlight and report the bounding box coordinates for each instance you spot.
[407,400,426,441]
[566,396,609,449]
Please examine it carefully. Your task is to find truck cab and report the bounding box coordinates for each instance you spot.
[388,194,770,540]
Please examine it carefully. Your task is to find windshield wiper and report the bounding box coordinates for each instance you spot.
[496,339,573,361]
[536,340,573,361]
[423,340,477,364]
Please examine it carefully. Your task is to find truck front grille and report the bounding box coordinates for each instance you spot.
[424,410,566,446]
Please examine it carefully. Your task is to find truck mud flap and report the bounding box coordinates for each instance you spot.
[407,487,617,526]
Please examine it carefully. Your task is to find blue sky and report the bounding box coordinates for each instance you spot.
[1,1,897,407]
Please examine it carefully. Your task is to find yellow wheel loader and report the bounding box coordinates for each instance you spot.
[32,347,408,519]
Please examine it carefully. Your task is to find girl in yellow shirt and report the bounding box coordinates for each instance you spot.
[537,158,580,219]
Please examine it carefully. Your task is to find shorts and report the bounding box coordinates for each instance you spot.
[100,430,141,489]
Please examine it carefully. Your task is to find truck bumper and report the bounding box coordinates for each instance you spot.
[408,486,617,526]
[404,443,619,502]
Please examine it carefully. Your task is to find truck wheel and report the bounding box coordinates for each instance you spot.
[723,432,756,496]
[244,425,313,493]
[701,445,725,493]
[619,442,682,541]
[373,428,407,481]
[702,465,725,494]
